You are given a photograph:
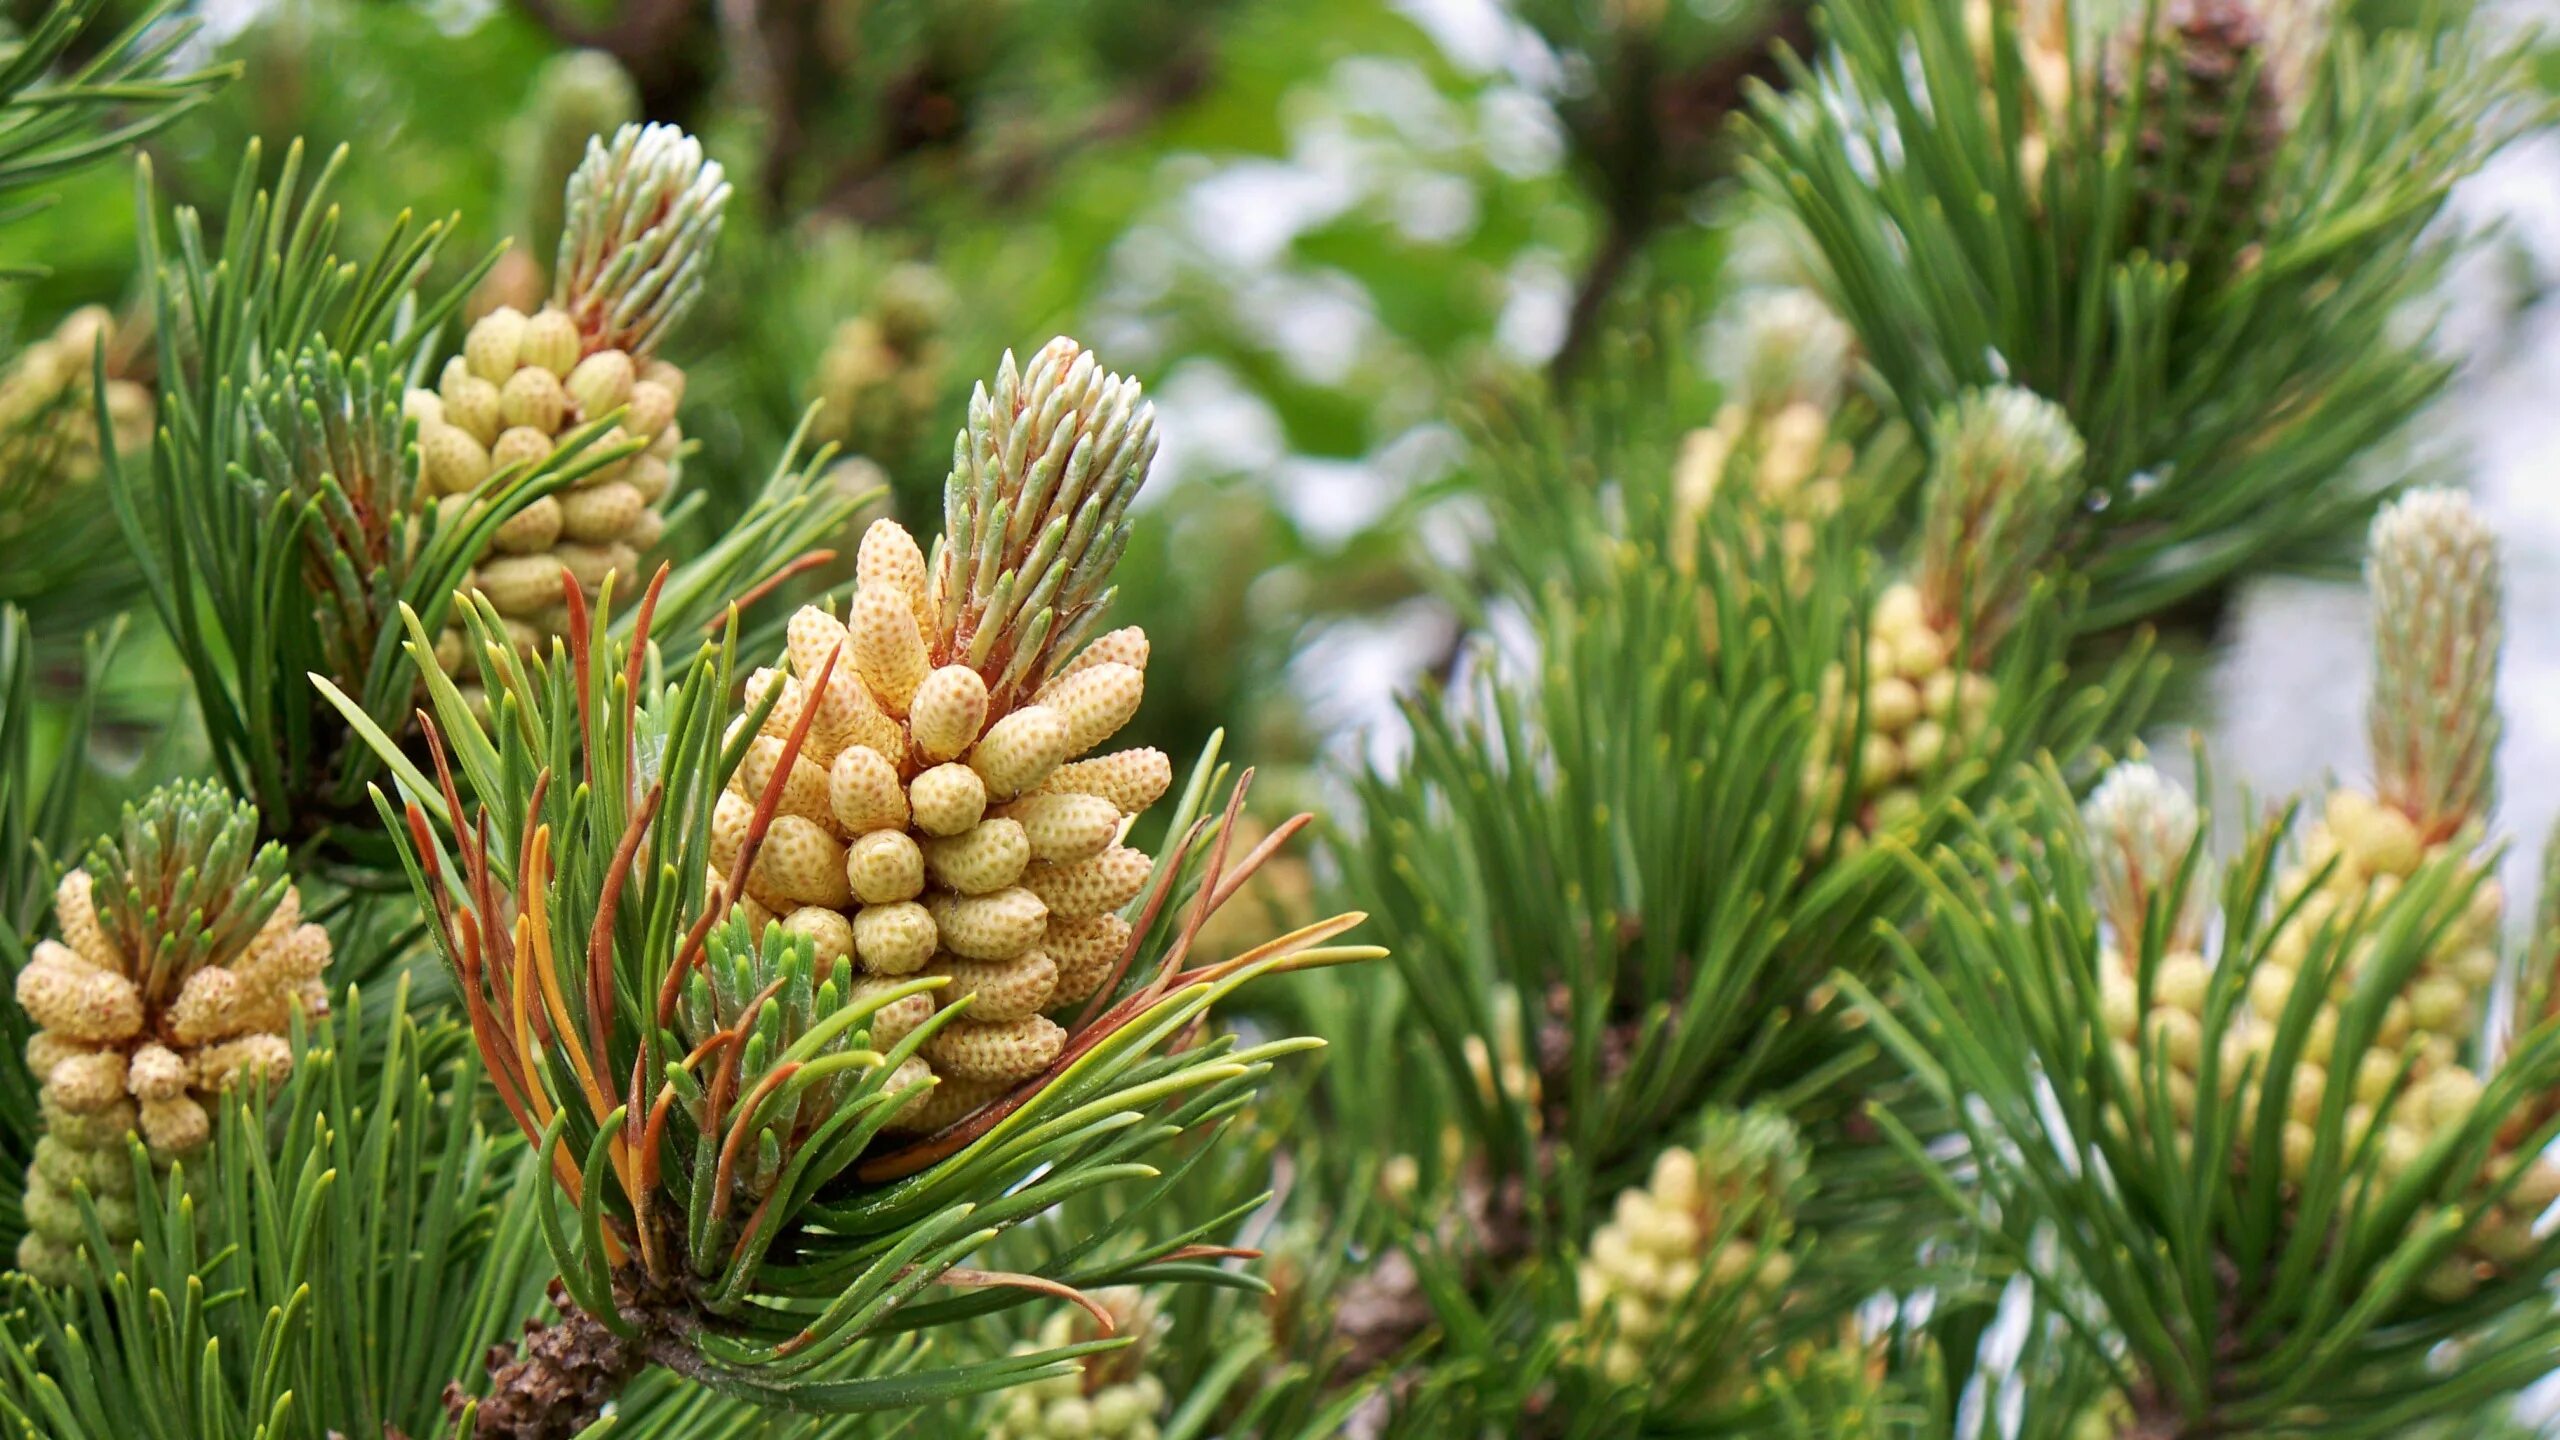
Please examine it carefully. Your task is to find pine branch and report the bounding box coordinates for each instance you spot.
[0,985,553,1440]
[1746,0,2523,629]
[0,0,233,218]
[350,341,1379,1433]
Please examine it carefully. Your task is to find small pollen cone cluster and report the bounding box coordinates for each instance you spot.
[1808,387,2080,848]
[1673,288,1859,581]
[2088,764,2222,1152]
[813,261,954,463]
[717,336,1164,1133]
[989,1289,1170,1440]
[2262,491,2504,1081]
[410,122,729,675]
[0,305,152,490]
[1569,1109,1805,1391]
[12,781,326,1284]
[2076,759,2557,1308]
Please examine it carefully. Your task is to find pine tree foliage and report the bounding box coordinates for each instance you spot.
[111,134,853,873]
[0,0,230,634]
[0,987,552,1440]
[0,607,120,1228]
[0,0,2551,1431]
[1748,0,2521,626]
[328,334,1379,1428]
[1857,490,2560,1436]
[0,0,229,254]
[1291,331,2160,1432]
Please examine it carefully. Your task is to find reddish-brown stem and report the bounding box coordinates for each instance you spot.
[711,550,838,633]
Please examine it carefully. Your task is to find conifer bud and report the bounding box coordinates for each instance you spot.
[2366,488,2500,841]
[923,1014,1067,1082]
[11,783,328,1283]
[553,123,731,358]
[711,340,1194,1142]
[1915,386,2084,651]
[421,122,729,666]
[672,914,935,1201]
[2084,763,2206,951]
[988,1290,1168,1440]
[1569,1110,1806,1391]
[1710,287,1857,415]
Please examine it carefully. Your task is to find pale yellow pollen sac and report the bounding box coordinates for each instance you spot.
[855,519,931,620]
[969,705,1071,801]
[167,963,244,1040]
[490,495,565,554]
[929,951,1060,1024]
[996,792,1123,865]
[923,819,1032,896]
[559,482,645,544]
[910,762,990,837]
[467,305,527,380]
[54,871,118,970]
[847,980,937,1050]
[42,1050,127,1112]
[781,907,856,977]
[25,1032,90,1080]
[1022,846,1153,921]
[501,365,568,432]
[520,308,580,376]
[1043,913,1132,1006]
[829,745,911,835]
[734,733,834,825]
[17,947,143,1045]
[847,830,929,906]
[854,901,940,975]
[43,1093,136,1150]
[753,816,853,907]
[1035,748,1173,817]
[566,349,637,422]
[441,372,503,446]
[474,553,569,617]
[851,584,930,715]
[746,667,808,741]
[423,422,493,497]
[625,379,678,439]
[138,1093,210,1159]
[124,1044,190,1103]
[1049,626,1151,684]
[886,1071,1009,1136]
[192,1034,295,1092]
[909,665,992,764]
[785,605,873,749]
[922,1014,1067,1083]
[1038,663,1144,757]
[711,788,757,874]
[927,887,1050,962]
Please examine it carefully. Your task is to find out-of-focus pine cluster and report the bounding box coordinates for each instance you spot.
[0,307,150,493]
[1567,1109,1806,1391]
[988,1291,1171,1440]
[1805,387,2079,850]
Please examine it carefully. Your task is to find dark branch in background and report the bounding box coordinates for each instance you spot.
[509,0,718,121]
[575,0,1215,221]
[815,42,1216,224]
[1550,2,1815,383]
